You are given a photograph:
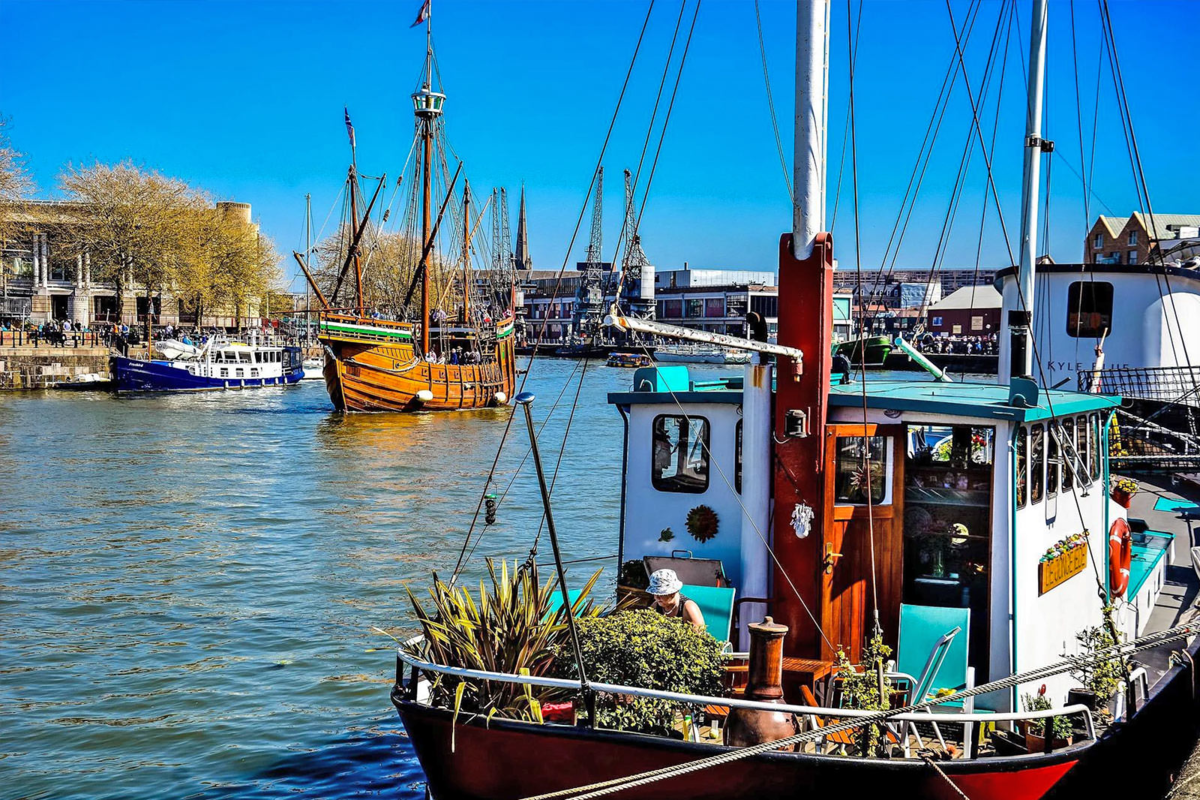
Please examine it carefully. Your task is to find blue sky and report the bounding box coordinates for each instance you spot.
[2,0,1197,292]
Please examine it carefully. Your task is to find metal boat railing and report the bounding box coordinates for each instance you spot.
[395,636,1097,753]
[1083,365,1200,408]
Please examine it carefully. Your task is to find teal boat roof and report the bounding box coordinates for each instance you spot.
[829,380,1121,423]
[608,366,1120,422]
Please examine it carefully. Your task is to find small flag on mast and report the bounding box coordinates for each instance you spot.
[410,0,430,28]
[344,107,356,149]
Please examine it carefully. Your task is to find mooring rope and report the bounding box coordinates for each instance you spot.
[521,622,1196,800]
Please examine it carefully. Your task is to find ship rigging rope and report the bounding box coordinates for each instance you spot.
[753,0,792,201]
[450,0,659,585]
[521,621,1198,800]
[859,0,982,314]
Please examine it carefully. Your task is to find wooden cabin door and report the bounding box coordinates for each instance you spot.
[818,423,905,663]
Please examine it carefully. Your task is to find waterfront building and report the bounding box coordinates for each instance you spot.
[0,199,267,328]
[925,284,1003,335]
[1084,212,1200,265]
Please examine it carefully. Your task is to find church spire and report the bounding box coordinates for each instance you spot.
[513,185,532,271]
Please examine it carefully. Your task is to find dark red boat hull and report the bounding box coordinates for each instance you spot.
[393,691,1079,800]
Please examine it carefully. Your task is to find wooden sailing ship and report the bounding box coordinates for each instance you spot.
[295,28,517,413]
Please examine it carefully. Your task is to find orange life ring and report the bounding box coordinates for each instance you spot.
[1109,518,1132,597]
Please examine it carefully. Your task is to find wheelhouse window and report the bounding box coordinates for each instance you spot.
[1030,424,1044,504]
[1090,414,1101,481]
[651,415,710,493]
[1016,426,1028,508]
[1061,418,1075,491]
[1067,281,1114,338]
[834,436,888,504]
[1047,423,1060,497]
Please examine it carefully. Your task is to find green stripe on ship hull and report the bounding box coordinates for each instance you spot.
[320,322,413,340]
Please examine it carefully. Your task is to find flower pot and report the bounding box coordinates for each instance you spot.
[1025,729,1073,753]
[1111,488,1134,509]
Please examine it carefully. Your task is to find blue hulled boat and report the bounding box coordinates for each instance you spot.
[114,339,304,392]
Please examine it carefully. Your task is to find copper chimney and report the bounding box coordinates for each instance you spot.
[723,616,798,748]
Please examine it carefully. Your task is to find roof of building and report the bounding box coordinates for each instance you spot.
[1098,213,1200,240]
[926,284,1002,311]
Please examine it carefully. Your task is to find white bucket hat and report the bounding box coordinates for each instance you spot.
[647,568,683,596]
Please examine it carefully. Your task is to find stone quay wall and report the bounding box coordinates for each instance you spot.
[0,345,112,389]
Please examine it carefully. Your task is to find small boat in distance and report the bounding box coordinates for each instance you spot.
[114,338,303,392]
[833,334,894,367]
[301,356,324,381]
[654,343,751,365]
[606,352,652,368]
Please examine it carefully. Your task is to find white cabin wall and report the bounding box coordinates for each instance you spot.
[624,402,748,587]
[998,271,1200,387]
[1011,436,1111,709]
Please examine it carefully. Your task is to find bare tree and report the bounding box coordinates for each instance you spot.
[0,116,36,277]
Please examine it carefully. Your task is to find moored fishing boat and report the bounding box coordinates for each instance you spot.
[389,2,1200,798]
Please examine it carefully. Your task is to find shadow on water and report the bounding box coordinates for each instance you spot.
[193,716,425,800]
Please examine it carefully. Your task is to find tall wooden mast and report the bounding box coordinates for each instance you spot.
[462,181,471,322]
[413,36,444,355]
[349,167,364,317]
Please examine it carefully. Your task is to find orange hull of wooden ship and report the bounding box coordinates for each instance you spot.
[319,313,517,412]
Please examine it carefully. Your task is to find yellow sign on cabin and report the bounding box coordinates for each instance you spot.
[1038,542,1088,595]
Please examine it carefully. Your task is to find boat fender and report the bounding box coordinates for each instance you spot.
[493,391,508,405]
[415,389,434,405]
[1109,518,1132,598]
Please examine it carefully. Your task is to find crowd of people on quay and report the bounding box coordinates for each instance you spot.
[913,333,999,355]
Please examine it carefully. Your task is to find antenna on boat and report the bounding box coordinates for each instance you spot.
[1009,0,1050,382]
[514,391,595,723]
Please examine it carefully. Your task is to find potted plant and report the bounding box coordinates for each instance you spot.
[1021,686,1074,752]
[1068,617,1122,716]
[1110,477,1139,509]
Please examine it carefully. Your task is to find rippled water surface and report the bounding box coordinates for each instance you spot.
[0,359,700,800]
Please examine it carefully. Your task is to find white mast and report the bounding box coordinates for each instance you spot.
[792,0,830,259]
[1012,0,1049,379]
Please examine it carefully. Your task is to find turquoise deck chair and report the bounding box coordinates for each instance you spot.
[681,584,736,645]
[544,589,586,622]
[895,604,971,706]
[893,604,974,756]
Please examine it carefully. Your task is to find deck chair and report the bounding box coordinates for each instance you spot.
[800,684,900,755]
[681,584,737,648]
[891,604,974,757]
[544,589,586,622]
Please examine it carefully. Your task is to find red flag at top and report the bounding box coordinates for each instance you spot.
[410,0,430,28]
[344,107,355,149]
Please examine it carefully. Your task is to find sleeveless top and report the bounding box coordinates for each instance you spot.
[654,594,692,619]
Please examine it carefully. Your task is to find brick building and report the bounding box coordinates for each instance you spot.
[1084,213,1200,265]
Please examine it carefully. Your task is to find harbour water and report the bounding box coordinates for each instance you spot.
[0,359,662,800]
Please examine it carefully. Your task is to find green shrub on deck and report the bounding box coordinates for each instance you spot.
[555,609,725,734]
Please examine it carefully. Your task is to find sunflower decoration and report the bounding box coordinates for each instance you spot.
[686,505,720,544]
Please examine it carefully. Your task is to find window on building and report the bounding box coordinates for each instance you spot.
[1127,250,1138,265]
[651,415,710,493]
[1016,426,1028,508]
[1128,230,1138,245]
[1108,251,1119,262]
[834,436,888,504]
[664,299,683,318]
[1031,424,1044,504]
[1,240,35,278]
[1047,422,1060,497]
[932,316,943,327]
[750,294,779,318]
[1066,281,1114,338]
[685,298,704,318]
[1093,234,1103,248]
[705,297,725,318]
[971,315,984,331]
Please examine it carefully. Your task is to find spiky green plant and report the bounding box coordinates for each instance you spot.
[406,559,604,721]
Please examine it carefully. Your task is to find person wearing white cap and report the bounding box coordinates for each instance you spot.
[646,568,705,631]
